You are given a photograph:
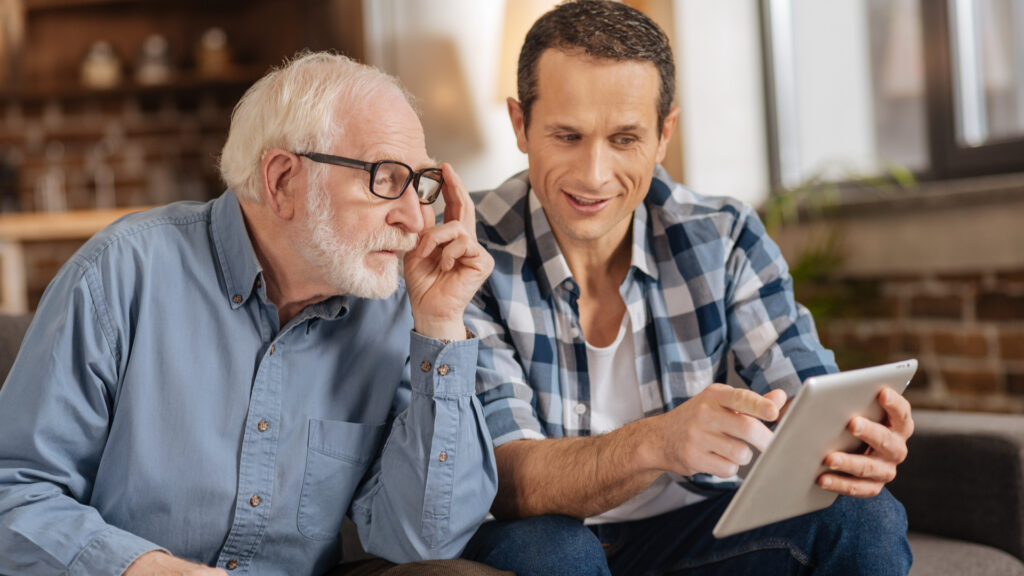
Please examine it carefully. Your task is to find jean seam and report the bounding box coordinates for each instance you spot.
[651,538,814,575]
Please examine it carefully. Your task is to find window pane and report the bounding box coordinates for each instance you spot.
[949,0,1024,146]
[768,0,929,187]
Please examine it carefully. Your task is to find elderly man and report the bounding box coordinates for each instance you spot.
[0,52,502,576]
[462,2,915,575]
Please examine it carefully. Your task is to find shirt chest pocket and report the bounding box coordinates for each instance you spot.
[297,418,386,541]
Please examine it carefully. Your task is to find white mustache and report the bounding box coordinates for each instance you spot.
[363,227,418,253]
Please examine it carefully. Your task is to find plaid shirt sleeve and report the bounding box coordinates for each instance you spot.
[466,283,549,446]
[721,201,838,396]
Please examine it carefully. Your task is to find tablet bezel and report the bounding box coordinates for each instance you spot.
[711,359,917,539]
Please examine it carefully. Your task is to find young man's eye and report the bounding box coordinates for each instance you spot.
[557,134,581,143]
[613,136,637,146]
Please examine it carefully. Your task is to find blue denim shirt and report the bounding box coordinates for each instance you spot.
[0,191,497,576]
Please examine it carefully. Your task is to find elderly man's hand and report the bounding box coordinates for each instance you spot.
[124,551,229,575]
[404,163,494,342]
[818,387,914,497]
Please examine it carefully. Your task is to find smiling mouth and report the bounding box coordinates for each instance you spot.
[569,194,604,205]
[564,191,612,211]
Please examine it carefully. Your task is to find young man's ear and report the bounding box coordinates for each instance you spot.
[655,107,680,165]
[261,150,302,220]
[507,98,529,154]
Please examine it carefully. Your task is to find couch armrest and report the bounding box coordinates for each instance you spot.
[888,409,1024,562]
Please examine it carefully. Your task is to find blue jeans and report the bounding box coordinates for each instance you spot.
[462,489,912,575]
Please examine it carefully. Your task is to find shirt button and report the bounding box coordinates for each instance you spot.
[575,403,587,415]
[420,360,432,373]
[226,560,238,570]
[439,451,448,462]
[232,294,242,304]
[437,364,450,376]
[269,344,275,355]
[250,494,261,507]
[257,420,269,432]
[570,327,581,339]
[256,277,262,289]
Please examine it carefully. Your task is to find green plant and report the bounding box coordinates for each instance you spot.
[762,162,916,233]
[762,162,916,325]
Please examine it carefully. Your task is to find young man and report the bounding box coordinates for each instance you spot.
[463,2,914,574]
[0,52,504,576]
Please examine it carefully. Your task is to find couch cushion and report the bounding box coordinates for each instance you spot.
[0,313,32,388]
[910,532,1024,575]
[890,410,1024,560]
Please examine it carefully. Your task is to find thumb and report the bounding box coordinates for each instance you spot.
[763,389,788,419]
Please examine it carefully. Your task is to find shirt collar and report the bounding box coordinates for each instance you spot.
[630,199,660,282]
[211,190,352,320]
[527,190,574,297]
[526,186,660,298]
[211,190,263,310]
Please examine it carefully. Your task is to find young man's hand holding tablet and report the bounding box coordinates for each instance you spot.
[713,359,918,538]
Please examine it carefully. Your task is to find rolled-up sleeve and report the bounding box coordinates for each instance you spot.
[349,330,498,562]
[0,259,164,576]
[465,286,548,447]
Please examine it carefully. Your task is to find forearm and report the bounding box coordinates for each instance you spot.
[492,418,662,520]
[351,331,498,562]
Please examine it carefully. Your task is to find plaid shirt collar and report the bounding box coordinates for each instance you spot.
[521,177,661,300]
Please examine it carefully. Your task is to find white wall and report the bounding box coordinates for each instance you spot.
[674,0,770,207]
[362,0,528,193]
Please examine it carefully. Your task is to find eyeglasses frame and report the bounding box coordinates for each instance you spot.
[296,152,444,205]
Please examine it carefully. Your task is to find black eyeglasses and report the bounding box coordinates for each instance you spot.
[297,152,444,204]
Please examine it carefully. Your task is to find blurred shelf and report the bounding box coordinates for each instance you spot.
[2,66,266,104]
[0,205,153,242]
[25,0,140,10]
[25,0,247,11]
[0,205,154,314]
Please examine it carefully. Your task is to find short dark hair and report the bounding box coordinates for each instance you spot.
[517,0,676,131]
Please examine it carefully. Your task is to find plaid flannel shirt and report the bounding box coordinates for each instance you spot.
[466,166,837,451]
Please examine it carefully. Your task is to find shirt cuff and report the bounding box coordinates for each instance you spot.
[69,525,165,576]
[492,427,547,447]
[409,329,479,398]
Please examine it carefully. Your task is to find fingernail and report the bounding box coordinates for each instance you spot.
[821,476,832,489]
[853,420,863,434]
[830,455,842,469]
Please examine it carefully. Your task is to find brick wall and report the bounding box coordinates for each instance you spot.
[798,268,1024,414]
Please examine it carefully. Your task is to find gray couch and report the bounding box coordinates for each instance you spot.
[891,411,1024,575]
[0,313,1021,574]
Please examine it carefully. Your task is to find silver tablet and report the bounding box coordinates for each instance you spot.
[712,359,917,539]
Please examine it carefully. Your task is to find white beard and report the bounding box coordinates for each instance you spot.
[303,184,417,299]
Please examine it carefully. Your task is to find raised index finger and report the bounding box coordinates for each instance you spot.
[440,163,475,230]
[717,385,781,422]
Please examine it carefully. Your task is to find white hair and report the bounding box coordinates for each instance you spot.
[218,51,411,203]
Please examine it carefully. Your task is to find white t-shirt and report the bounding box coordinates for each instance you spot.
[582,313,696,525]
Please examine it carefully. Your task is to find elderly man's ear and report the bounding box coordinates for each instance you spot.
[261,150,302,220]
